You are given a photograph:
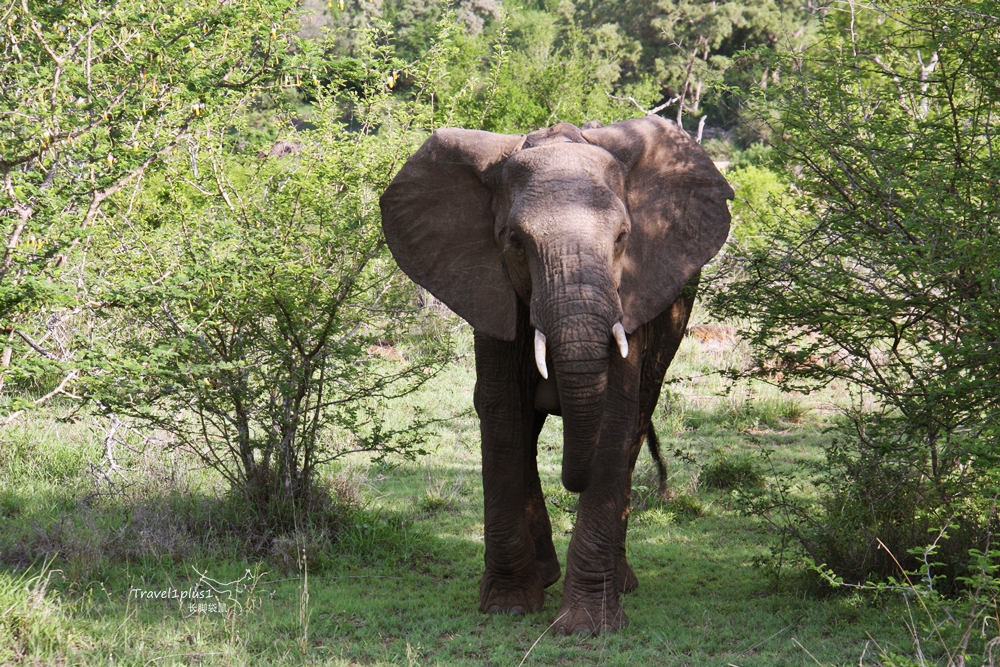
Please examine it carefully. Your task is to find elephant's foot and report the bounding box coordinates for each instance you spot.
[480,572,545,615]
[617,558,638,594]
[553,602,628,636]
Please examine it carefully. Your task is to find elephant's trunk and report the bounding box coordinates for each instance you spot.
[551,335,608,492]
[534,270,618,493]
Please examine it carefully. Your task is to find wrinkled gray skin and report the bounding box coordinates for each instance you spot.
[380,117,733,635]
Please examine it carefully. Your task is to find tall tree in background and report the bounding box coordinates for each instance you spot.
[573,0,815,128]
[327,0,502,59]
[439,8,656,133]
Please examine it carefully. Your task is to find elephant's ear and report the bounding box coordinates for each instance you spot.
[582,116,733,333]
[380,128,525,341]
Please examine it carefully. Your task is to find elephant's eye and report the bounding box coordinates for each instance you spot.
[508,235,524,253]
[615,230,628,249]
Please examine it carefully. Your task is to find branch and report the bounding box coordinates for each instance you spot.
[14,328,59,360]
[605,93,681,116]
[22,0,63,67]
[1,369,80,426]
[81,121,191,230]
[0,174,30,282]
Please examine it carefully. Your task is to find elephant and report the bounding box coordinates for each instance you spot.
[379,116,733,635]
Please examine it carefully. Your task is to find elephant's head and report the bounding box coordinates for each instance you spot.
[380,117,733,492]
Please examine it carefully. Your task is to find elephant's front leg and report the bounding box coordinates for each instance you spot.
[474,333,553,615]
[554,345,642,635]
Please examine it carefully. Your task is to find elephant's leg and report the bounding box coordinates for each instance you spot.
[475,332,546,615]
[554,340,642,635]
[555,435,633,634]
[616,284,698,596]
[526,410,561,587]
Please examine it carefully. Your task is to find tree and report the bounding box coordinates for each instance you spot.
[1,2,455,528]
[710,1,1000,582]
[0,0,295,401]
[572,0,816,129]
[86,25,452,527]
[327,0,502,60]
[433,8,657,133]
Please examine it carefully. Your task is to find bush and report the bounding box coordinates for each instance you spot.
[87,25,452,531]
[702,451,764,491]
[710,1,1000,586]
[790,431,999,589]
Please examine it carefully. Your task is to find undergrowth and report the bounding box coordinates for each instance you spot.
[0,321,987,665]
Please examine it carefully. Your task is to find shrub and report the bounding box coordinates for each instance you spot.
[795,432,999,589]
[709,1,1000,585]
[87,25,451,531]
[702,451,764,491]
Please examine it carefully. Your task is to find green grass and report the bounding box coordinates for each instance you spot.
[0,320,958,665]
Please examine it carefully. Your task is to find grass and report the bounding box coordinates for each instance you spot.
[0,317,964,665]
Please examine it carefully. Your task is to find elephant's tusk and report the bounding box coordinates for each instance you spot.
[613,322,629,358]
[534,329,548,379]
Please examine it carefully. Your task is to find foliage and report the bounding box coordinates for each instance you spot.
[314,0,812,133]
[572,0,817,128]
[265,1,822,136]
[328,0,502,60]
[85,25,452,527]
[702,450,763,490]
[724,145,796,247]
[492,12,656,131]
[421,8,656,133]
[317,1,662,132]
[710,1,1000,584]
[0,0,296,396]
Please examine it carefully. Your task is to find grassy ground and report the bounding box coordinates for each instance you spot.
[0,319,936,665]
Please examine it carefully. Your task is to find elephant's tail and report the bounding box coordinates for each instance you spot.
[646,423,666,493]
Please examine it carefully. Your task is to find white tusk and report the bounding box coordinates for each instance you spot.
[613,322,629,358]
[534,329,548,379]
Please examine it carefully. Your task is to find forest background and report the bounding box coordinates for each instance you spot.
[1,0,998,664]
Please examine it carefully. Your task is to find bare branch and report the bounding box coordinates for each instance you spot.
[605,92,682,117]
[14,328,59,360]
[1,369,80,426]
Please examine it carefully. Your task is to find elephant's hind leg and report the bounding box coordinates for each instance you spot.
[617,287,697,595]
[616,423,650,595]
